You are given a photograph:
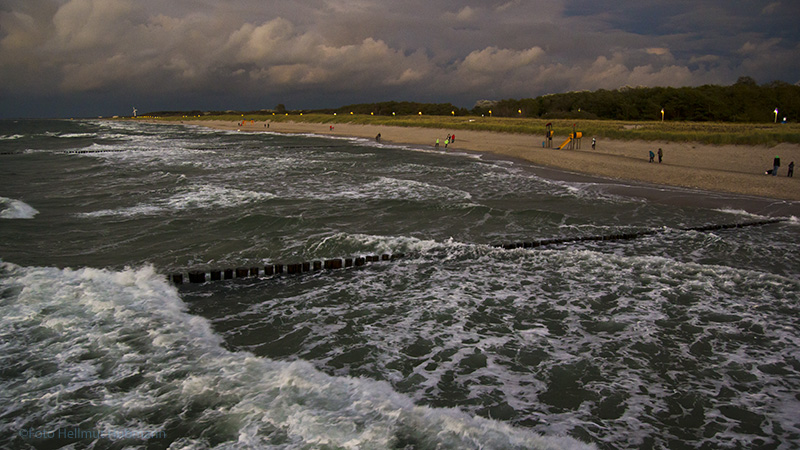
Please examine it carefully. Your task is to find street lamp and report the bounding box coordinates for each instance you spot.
[774,108,779,123]
[661,108,665,122]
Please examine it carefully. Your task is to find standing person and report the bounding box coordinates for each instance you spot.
[657,148,663,163]
[773,155,781,176]
[649,150,655,163]
[788,161,794,177]
[435,138,439,149]
[592,137,596,150]
[445,138,449,149]
[451,133,455,143]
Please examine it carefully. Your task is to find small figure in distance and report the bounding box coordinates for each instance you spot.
[649,150,655,163]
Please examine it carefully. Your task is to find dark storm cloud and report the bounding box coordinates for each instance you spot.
[1,0,798,117]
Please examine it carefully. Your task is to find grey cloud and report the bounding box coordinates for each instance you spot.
[0,0,798,117]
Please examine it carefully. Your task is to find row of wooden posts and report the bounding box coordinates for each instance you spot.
[170,253,405,284]
[492,218,786,250]
[169,218,784,285]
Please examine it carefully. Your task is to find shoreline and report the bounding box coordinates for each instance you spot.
[153,119,800,216]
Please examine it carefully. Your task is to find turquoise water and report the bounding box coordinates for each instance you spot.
[1,119,799,449]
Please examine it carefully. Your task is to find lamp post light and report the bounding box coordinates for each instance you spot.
[774,108,779,123]
[661,108,665,122]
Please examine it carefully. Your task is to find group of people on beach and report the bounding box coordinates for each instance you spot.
[767,155,794,177]
[649,148,663,163]
[434,133,456,149]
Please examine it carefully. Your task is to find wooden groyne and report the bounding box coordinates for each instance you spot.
[169,253,406,285]
[491,218,786,250]
[168,218,785,285]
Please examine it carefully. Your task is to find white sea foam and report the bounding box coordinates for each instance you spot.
[58,132,97,138]
[713,208,771,219]
[0,134,24,140]
[0,262,595,449]
[0,197,38,219]
[302,176,475,205]
[79,184,274,218]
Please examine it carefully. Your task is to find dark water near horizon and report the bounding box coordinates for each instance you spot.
[1,119,799,449]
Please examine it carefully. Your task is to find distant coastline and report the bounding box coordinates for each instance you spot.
[135,117,800,204]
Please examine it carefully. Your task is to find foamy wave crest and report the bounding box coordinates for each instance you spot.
[58,132,97,138]
[0,134,24,140]
[0,262,594,449]
[79,184,274,218]
[0,197,39,219]
[308,232,464,257]
[306,176,474,204]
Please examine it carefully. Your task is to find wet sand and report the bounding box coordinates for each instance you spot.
[174,119,800,216]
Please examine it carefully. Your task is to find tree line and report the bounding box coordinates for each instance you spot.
[484,77,800,122]
[145,77,799,123]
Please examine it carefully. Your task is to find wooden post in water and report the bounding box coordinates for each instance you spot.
[188,271,206,283]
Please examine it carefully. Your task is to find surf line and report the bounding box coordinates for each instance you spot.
[169,253,405,285]
[168,219,784,285]
[492,218,787,250]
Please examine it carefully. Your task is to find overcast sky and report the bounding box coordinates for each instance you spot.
[1,0,799,118]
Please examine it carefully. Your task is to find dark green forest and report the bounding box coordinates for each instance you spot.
[148,77,800,123]
[487,77,799,122]
[328,77,800,122]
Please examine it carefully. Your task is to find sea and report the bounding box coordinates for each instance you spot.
[1,118,799,450]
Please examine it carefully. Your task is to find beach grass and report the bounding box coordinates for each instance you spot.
[148,113,800,146]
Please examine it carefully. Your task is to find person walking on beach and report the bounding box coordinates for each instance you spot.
[435,138,439,149]
[451,134,455,143]
[789,161,794,177]
[444,137,449,149]
[592,137,596,150]
[657,148,663,163]
[649,150,655,163]
[773,155,781,176]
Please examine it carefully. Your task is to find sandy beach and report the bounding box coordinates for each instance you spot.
[174,119,800,204]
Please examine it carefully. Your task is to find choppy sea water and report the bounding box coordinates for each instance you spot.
[1,119,799,449]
